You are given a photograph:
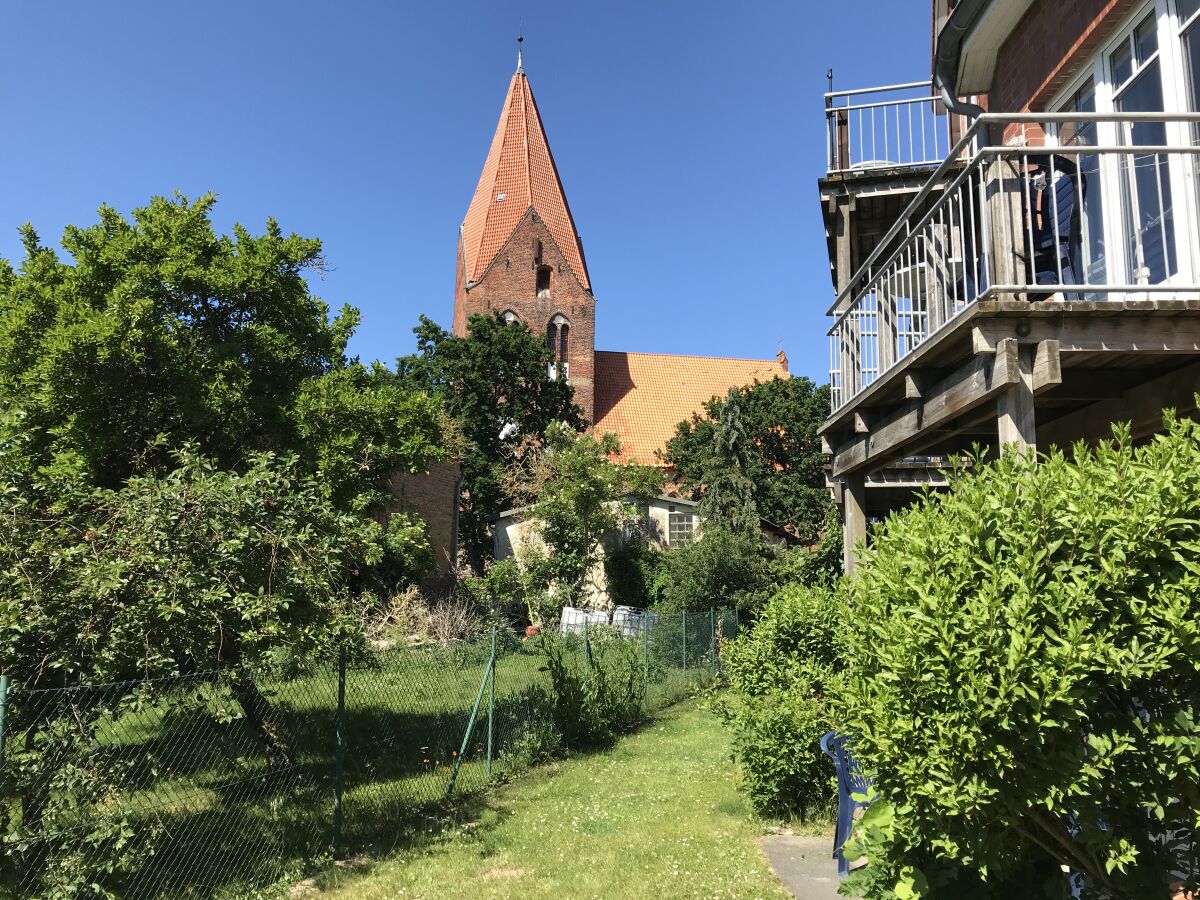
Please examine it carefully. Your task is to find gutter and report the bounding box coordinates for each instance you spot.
[933,0,995,117]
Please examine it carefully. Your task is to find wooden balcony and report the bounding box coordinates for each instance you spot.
[822,112,1200,567]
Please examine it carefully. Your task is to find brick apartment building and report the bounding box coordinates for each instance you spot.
[821,0,1200,568]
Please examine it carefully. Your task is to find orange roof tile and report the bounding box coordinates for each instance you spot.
[461,68,590,290]
[593,351,790,465]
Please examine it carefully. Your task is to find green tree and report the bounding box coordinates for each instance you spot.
[663,376,831,543]
[697,387,759,534]
[507,424,662,618]
[0,194,443,581]
[397,313,584,571]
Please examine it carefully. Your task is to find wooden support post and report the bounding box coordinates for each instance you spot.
[997,343,1036,455]
[843,473,867,574]
[984,157,1026,298]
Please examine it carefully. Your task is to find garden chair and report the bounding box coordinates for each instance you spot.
[1027,153,1084,300]
[820,730,872,877]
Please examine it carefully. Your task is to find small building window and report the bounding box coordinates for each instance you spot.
[536,265,552,297]
[668,512,695,548]
[502,309,519,324]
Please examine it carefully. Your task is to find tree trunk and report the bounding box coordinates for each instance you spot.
[220,638,295,770]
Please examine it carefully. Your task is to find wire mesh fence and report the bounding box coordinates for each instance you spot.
[0,608,737,899]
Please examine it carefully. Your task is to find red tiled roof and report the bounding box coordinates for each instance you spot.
[593,351,790,465]
[461,69,590,290]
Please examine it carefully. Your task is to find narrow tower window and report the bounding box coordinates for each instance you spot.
[546,314,570,379]
[536,265,552,297]
[502,309,518,325]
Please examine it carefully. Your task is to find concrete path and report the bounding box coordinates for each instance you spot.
[760,834,843,900]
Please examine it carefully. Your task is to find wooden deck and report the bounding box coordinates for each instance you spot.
[823,298,1200,568]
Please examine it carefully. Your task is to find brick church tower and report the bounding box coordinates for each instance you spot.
[454,53,596,421]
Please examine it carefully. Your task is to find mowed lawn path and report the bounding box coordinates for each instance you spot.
[311,700,790,899]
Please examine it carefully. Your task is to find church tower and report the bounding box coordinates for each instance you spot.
[455,53,596,421]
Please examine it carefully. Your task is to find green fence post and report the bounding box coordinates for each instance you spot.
[642,617,649,694]
[447,654,492,799]
[583,617,590,674]
[487,626,496,778]
[709,608,716,675]
[0,674,9,775]
[681,610,688,681]
[333,647,347,858]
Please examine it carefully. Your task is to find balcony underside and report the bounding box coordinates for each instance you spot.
[822,298,1200,479]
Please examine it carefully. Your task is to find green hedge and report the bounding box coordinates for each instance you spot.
[838,414,1200,898]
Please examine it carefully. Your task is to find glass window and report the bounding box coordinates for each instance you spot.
[1180,0,1200,24]
[1058,78,1107,287]
[1115,57,1178,283]
[1136,14,1160,61]
[668,512,694,548]
[1111,36,1134,86]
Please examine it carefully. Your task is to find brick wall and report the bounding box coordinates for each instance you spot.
[991,0,1141,113]
[385,459,462,590]
[453,207,596,421]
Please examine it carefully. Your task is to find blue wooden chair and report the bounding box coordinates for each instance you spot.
[820,731,872,877]
[1028,153,1084,300]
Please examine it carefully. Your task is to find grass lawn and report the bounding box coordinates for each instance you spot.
[306,699,790,900]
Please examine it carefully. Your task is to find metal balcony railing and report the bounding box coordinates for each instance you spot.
[827,112,1200,412]
[825,81,964,175]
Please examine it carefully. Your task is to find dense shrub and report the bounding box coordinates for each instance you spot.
[540,627,647,750]
[656,526,775,613]
[721,583,844,819]
[838,415,1200,899]
[603,540,669,609]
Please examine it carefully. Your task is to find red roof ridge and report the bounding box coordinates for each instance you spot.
[595,348,789,367]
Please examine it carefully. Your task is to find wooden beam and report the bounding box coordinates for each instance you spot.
[997,344,1036,454]
[1032,340,1062,396]
[973,316,1200,355]
[831,339,1020,477]
[904,372,930,399]
[853,411,874,434]
[1039,359,1200,450]
[843,473,866,574]
[820,435,833,456]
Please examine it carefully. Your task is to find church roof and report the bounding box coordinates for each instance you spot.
[461,68,590,291]
[593,350,790,465]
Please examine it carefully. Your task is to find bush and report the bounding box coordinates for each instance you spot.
[721,583,844,819]
[603,540,668,608]
[540,627,647,750]
[837,415,1200,899]
[657,526,775,613]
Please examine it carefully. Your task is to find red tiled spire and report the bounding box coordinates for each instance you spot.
[460,67,590,291]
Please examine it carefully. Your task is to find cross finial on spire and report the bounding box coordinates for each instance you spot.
[517,35,524,73]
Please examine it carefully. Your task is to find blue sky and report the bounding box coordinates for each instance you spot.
[0,1,928,383]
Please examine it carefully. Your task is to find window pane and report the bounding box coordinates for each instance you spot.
[1115,60,1177,283]
[1181,0,1200,25]
[1135,14,1159,62]
[1111,37,1134,86]
[1059,80,1108,287]
[1185,20,1200,116]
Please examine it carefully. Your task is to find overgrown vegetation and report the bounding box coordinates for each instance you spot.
[540,626,648,750]
[396,313,584,572]
[0,195,445,897]
[663,375,831,544]
[720,582,844,820]
[838,415,1200,899]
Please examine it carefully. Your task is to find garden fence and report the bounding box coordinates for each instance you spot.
[0,608,736,899]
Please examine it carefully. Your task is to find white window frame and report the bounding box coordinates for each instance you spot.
[1049,0,1200,286]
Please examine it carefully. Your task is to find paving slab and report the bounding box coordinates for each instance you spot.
[760,834,843,900]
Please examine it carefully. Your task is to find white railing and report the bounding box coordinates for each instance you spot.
[828,112,1200,412]
[825,81,963,175]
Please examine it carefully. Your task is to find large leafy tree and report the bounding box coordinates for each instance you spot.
[0,193,442,534]
[663,376,830,543]
[397,312,584,571]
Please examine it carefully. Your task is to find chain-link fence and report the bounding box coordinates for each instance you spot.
[0,608,737,899]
